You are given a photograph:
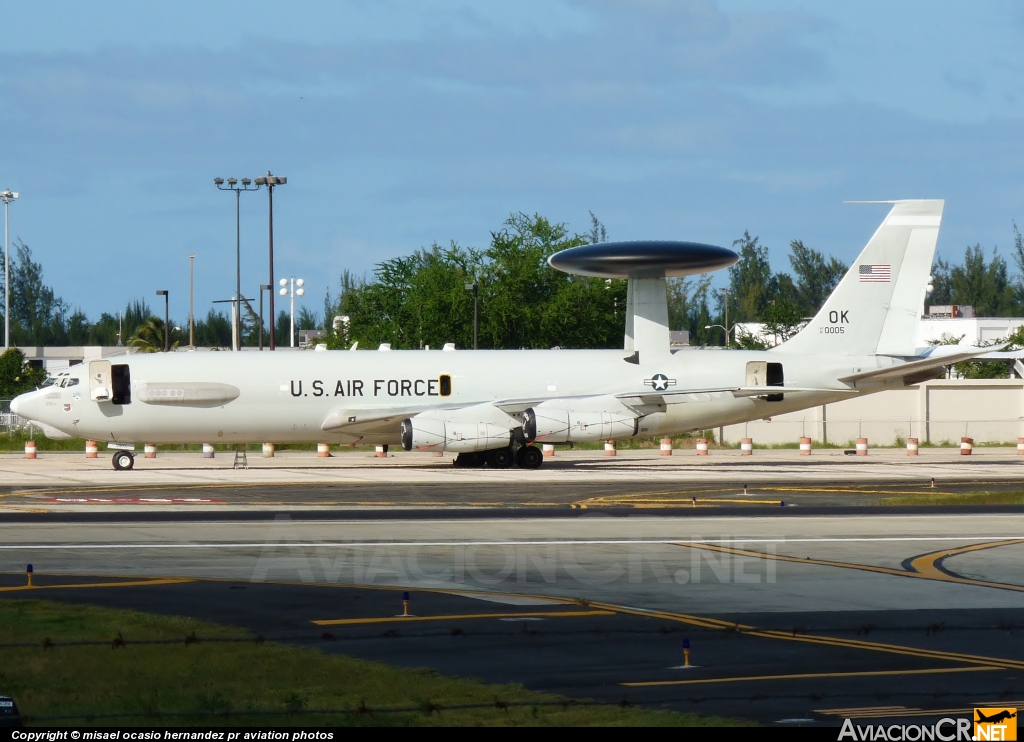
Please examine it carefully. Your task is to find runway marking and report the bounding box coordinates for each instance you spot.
[906,539,1024,584]
[6,571,1024,677]
[587,601,1024,671]
[312,609,615,626]
[815,704,1024,719]
[622,665,996,687]
[679,539,1024,593]
[5,536,1024,550]
[0,577,194,592]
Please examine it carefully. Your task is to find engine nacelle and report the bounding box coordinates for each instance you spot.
[523,398,638,443]
[401,404,517,453]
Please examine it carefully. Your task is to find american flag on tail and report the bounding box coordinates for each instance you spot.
[859,264,891,283]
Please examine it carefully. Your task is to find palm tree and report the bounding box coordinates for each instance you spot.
[128,317,179,353]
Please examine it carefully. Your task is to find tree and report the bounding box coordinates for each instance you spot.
[931,241,1020,317]
[787,240,847,315]
[667,275,714,344]
[727,231,775,323]
[128,317,180,353]
[0,348,46,397]
[328,212,626,351]
[4,240,71,346]
[760,297,805,344]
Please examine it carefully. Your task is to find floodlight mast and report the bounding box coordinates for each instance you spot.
[254,172,286,349]
[1,189,18,351]
[214,176,260,351]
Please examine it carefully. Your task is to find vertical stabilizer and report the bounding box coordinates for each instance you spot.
[777,200,943,357]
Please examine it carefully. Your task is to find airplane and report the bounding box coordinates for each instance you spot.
[11,199,1000,471]
[976,710,1016,724]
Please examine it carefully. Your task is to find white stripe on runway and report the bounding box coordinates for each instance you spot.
[2,536,1023,550]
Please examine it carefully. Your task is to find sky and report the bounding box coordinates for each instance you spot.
[2,0,1024,321]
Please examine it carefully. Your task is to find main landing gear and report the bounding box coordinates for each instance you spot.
[454,444,543,470]
[112,450,135,471]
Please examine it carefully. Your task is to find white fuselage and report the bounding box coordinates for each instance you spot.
[12,347,881,446]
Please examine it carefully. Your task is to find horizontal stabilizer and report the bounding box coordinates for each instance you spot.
[838,346,990,383]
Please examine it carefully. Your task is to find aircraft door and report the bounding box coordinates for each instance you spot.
[766,362,783,402]
[745,361,767,386]
[89,360,112,401]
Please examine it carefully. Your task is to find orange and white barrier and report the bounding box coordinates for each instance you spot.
[85,440,98,458]
[24,441,37,459]
[317,442,331,457]
[542,444,555,457]
[799,437,812,455]
[906,437,919,456]
[604,440,616,456]
[856,437,868,456]
[144,444,157,459]
[696,438,709,456]
[660,438,673,456]
[1018,437,1024,456]
[740,438,753,456]
[202,443,215,459]
[375,445,386,458]
[960,437,973,455]
[262,443,275,458]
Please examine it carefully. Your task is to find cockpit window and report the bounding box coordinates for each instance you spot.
[41,377,57,387]
[66,378,80,387]
[59,377,68,387]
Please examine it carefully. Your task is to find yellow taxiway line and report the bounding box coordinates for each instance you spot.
[622,665,996,687]
[313,609,615,626]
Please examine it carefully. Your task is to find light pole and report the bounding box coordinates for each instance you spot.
[188,253,195,349]
[214,177,260,351]
[279,277,304,347]
[1,189,18,350]
[704,324,736,346]
[464,282,479,349]
[254,172,286,350]
[258,283,271,350]
[156,290,169,352]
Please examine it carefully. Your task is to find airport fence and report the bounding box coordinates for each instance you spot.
[0,398,26,436]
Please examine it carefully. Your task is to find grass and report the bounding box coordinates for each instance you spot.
[0,599,744,727]
[883,490,1024,506]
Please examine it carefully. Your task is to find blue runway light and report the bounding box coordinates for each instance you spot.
[26,564,32,573]
[682,638,690,649]
[402,591,410,601]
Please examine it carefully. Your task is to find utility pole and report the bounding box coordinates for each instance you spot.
[721,287,729,346]
[188,254,195,349]
[464,282,479,349]
[1,189,18,350]
[258,284,270,350]
[156,290,169,352]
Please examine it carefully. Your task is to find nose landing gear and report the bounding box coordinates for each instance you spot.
[112,450,135,471]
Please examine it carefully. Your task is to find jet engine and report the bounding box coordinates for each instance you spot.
[523,397,638,443]
[401,404,518,453]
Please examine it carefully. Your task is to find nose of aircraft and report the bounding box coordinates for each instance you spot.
[10,391,34,420]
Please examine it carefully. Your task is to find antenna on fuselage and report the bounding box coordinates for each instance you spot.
[547,240,737,361]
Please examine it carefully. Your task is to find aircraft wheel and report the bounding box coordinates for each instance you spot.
[486,447,514,469]
[516,444,543,469]
[454,452,484,468]
[112,451,135,471]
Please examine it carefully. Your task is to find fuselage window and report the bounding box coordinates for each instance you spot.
[439,374,452,397]
[112,364,132,405]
